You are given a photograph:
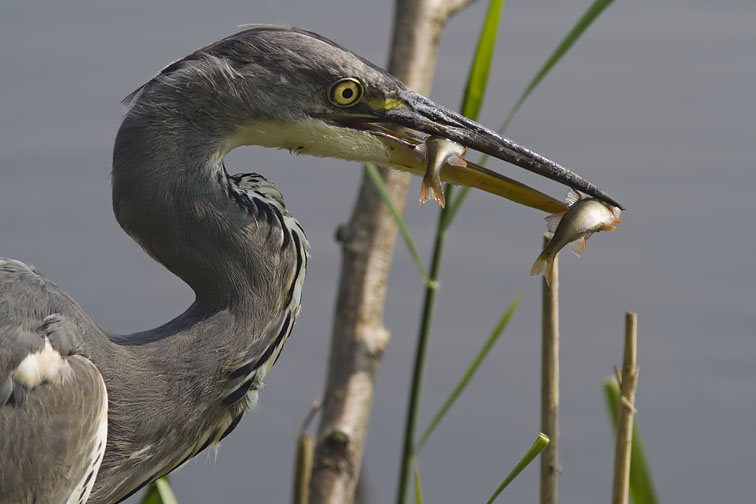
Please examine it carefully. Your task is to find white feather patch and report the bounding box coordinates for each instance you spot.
[224,118,392,165]
[12,339,70,387]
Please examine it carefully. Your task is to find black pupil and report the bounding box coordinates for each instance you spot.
[341,88,354,99]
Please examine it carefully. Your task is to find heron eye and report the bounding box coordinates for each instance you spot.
[328,78,363,107]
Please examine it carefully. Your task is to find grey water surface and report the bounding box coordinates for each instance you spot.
[1,0,753,502]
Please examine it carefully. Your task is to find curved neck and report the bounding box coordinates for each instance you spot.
[109,103,307,359]
[113,113,250,309]
[93,59,312,502]
[95,104,308,501]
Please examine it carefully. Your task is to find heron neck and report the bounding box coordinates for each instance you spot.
[113,115,258,310]
[89,114,304,502]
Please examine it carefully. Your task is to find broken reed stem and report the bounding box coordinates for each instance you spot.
[293,402,321,504]
[540,233,559,504]
[611,312,639,504]
[293,434,315,504]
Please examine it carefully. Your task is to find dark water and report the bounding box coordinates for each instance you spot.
[1,0,754,502]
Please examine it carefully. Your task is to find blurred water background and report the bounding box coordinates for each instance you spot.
[1,0,754,502]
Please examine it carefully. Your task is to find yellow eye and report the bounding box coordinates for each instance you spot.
[328,78,363,107]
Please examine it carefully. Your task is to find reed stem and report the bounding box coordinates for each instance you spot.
[611,313,639,504]
[540,234,559,504]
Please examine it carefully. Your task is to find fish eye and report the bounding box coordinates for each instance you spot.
[328,78,363,107]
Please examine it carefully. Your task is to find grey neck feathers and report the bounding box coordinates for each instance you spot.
[93,90,308,502]
[108,87,308,370]
[88,52,309,504]
[110,93,305,348]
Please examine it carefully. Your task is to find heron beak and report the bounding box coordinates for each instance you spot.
[338,92,623,212]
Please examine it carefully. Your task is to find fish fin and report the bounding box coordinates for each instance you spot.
[545,212,566,233]
[530,253,554,286]
[413,143,427,162]
[565,188,584,206]
[419,176,445,207]
[446,153,467,167]
[603,217,623,231]
[569,236,587,257]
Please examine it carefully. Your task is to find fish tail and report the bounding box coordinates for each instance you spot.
[418,178,432,206]
[530,252,555,286]
[419,175,445,207]
[431,178,445,207]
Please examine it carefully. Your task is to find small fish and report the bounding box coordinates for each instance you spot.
[414,136,467,207]
[530,189,623,285]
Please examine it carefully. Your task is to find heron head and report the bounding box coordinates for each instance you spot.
[125,25,621,212]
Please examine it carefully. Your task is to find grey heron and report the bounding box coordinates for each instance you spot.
[0,25,621,503]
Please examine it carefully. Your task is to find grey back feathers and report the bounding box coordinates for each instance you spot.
[0,260,108,504]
